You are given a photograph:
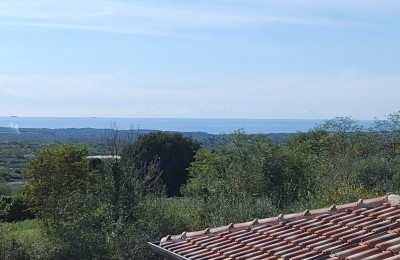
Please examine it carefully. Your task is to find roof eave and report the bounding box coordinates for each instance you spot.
[147,241,189,260]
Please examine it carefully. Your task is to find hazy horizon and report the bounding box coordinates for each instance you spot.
[1,1,399,119]
[0,115,381,121]
[0,117,377,134]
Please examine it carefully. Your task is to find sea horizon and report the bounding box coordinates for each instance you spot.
[0,116,374,134]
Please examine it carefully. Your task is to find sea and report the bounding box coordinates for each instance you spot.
[0,117,374,134]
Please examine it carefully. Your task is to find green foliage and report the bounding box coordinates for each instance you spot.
[183,133,269,201]
[115,197,194,259]
[122,131,201,197]
[374,111,400,158]
[23,145,111,259]
[184,131,314,210]
[0,196,34,222]
[24,145,101,219]
[4,112,400,258]
[316,117,364,160]
[0,181,13,196]
[0,220,60,260]
[183,132,279,227]
[19,141,196,259]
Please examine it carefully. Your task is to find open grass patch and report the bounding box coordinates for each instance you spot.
[0,181,24,196]
[0,219,60,260]
[4,219,40,239]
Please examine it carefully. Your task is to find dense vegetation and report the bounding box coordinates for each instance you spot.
[0,127,218,180]
[1,112,400,259]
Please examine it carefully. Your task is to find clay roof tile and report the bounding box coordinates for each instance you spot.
[150,195,400,260]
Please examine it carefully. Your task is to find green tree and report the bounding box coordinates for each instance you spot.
[319,116,362,159]
[23,145,110,259]
[184,132,273,200]
[24,145,99,218]
[374,111,400,158]
[122,131,201,197]
[183,132,278,226]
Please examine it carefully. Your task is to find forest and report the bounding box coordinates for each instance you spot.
[1,112,400,259]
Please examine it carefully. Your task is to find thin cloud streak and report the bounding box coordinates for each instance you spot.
[250,0,400,13]
[0,21,173,37]
[267,0,400,11]
[0,0,377,37]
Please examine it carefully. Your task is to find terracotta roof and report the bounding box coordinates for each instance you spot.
[148,194,400,259]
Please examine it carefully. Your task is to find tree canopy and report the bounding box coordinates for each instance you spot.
[122,131,201,197]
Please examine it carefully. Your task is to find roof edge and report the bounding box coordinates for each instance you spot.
[147,242,189,260]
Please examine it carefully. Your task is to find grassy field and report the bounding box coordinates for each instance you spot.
[0,181,24,196]
[1,219,40,239]
[0,219,59,260]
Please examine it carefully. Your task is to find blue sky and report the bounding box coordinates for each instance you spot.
[0,0,399,119]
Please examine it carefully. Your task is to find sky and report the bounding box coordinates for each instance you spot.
[0,0,399,119]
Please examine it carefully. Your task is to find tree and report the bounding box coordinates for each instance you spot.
[374,111,400,158]
[23,145,100,219]
[182,132,279,226]
[319,116,362,159]
[23,145,110,259]
[20,139,200,259]
[122,131,201,197]
[183,131,273,201]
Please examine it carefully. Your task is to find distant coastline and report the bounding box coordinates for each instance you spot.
[0,117,373,134]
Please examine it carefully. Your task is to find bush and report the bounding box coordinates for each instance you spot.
[0,220,61,260]
[0,196,34,222]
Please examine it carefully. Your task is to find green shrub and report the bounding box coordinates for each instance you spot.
[0,196,34,222]
[0,220,61,260]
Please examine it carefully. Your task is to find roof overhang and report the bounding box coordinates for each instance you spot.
[147,242,189,260]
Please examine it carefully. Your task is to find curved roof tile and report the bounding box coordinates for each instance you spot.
[149,194,400,259]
